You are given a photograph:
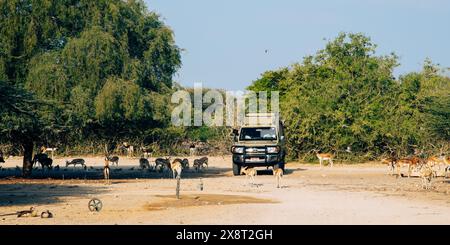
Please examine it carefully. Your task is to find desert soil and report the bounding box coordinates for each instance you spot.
[0,156,449,225]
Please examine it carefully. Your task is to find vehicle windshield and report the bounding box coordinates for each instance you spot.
[239,127,277,141]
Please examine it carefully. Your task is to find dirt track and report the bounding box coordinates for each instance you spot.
[0,156,449,224]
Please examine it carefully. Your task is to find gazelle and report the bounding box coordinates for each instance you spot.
[443,156,450,178]
[419,164,434,190]
[122,142,134,157]
[66,158,86,168]
[140,146,153,159]
[40,146,57,159]
[396,156,421,178]
[155,157,170,173]
[189,143,197,156]
[193,157,208,171]
[315,150,334,168]
[381,157,397,175]
[106,155,119,166]
[181,158,189,169]
[241,167,257,185]
[273,168,283,188]
[103,157,111,184]
[32,153,53,169]
[139,157,151,170]
[426,155,448,170]
[170,159,183,179]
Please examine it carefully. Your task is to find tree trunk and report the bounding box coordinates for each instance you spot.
[22,141,34,177]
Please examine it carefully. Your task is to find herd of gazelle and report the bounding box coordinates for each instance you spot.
[315,149,449,174]
[101,154,209,184]
[3,144,448,190]
[381,155,450,189]
[314,149,449,189]
[381,155,449,176]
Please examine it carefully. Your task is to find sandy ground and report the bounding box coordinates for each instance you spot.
[0,155,449,225]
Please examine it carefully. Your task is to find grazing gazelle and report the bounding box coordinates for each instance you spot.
[32,153,53,169]
[181,158,189,169]
[273,168,283,188]
[139,157,151,170]
[40,146,57,159]
[106,155,119,167]
[315,150,334,168]
[193,157,208,171]
[66,158,86,168]
[241,167,257,185]
[155,157,171,173]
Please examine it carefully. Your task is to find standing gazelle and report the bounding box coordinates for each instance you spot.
[103,157,111,184]
[381,157,397,175]
[396,156,421,178]
[426,155,448,171]
[273,168,283,188]
[170,159,183,179]
[315,150,334,168]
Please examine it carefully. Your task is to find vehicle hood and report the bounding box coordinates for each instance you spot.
[235,140,278,146]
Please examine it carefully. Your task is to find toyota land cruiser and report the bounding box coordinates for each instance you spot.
[231,113,286,176]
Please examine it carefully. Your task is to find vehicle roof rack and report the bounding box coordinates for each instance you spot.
[243,112,279,127]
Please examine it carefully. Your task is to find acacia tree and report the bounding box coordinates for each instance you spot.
[0,80,53,176]
[0,0,181,175]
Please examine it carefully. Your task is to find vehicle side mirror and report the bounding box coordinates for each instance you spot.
[280,136,285,141]
[232,129,239,142]
[232,129,239,136]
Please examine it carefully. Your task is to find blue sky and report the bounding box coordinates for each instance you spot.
[145,0,450,90]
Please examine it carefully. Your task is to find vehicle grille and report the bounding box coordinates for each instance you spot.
[245,147,266,154]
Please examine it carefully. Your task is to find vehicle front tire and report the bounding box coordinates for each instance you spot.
[232,162,241,176]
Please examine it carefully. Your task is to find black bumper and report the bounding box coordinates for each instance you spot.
[232,153,282,167]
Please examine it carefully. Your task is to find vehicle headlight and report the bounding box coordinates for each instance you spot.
[231,146,244,154]
[266,146,280,154]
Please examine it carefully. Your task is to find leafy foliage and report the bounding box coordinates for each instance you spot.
[248,33,450,160]
[0,0,182,174]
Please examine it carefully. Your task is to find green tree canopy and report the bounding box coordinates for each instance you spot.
[0,0,181,175]
[248,33,450,160]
